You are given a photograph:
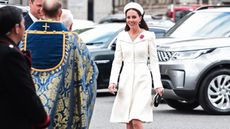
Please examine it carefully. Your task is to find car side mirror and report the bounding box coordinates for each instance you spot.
[111,40,117,50]
[111,43,116,50]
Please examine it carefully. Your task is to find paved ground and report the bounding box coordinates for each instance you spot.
[90,92,230,129]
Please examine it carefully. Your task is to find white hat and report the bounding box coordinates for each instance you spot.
[123,2,144,15]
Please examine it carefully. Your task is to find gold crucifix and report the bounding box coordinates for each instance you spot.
[42,23,50,31]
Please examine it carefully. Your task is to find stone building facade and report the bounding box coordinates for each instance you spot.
[5,0,220,23]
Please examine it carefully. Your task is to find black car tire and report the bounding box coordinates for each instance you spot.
[165,99,199,110]
[199,68,230,114]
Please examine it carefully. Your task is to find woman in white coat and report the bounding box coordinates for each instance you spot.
[108,2,164,129]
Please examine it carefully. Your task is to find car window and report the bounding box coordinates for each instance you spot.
[79,24,124,45]
[225,31,230,37]
[167,11,230,38]
[79,28,117,45]
[149,28,167,38]
[74,27,93,34]
[175,10,191,22]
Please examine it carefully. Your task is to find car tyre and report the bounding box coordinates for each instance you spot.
[165,99,199,110]
[199,68,230,114]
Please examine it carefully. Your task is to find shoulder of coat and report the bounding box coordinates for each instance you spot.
[117,30,126,37]
[117,31,127,40]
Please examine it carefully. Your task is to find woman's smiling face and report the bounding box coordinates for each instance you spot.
[126,9,142,30]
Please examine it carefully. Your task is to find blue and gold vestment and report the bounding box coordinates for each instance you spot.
[21,20,98,129]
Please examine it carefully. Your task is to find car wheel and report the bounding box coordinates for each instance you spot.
[165,99,199,110]
[199,68,230,114]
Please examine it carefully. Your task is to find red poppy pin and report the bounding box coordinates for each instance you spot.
[140,34,144,39]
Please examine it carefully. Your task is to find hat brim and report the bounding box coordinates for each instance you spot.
[123,2,144,15]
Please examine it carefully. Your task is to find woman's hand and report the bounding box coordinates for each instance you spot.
[108,83,117,94]
[154,87,164,96]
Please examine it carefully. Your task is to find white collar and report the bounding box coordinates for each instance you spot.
[29,12,38,22]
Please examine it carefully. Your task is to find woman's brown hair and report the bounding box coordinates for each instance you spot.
[124,8,149,31]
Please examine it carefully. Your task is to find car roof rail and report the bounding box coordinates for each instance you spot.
[0,0,8,4]
[196,5,230,10]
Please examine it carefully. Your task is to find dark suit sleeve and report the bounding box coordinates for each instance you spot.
[24,14,33,30]
[3,49,49,128]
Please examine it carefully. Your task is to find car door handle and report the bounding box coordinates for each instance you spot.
[94,60,110,64]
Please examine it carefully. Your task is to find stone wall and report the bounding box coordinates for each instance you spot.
[7,0,215,23]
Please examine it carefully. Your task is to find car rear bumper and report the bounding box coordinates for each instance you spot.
[161,89,184,99]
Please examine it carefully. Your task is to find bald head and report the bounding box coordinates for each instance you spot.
[42,0,62,20]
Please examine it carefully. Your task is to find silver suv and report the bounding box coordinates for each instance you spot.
[157,7,230,114]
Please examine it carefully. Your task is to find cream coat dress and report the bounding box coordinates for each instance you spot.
[109,30,163,123]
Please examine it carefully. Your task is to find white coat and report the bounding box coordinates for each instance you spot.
[109,30,163,123]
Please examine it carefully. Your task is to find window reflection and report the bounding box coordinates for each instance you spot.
[169,12,230,38]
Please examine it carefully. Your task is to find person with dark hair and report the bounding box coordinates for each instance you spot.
[24,0,44,29]
[20,0,98,128]
[0,6,50,129]
[108,2,164,129]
